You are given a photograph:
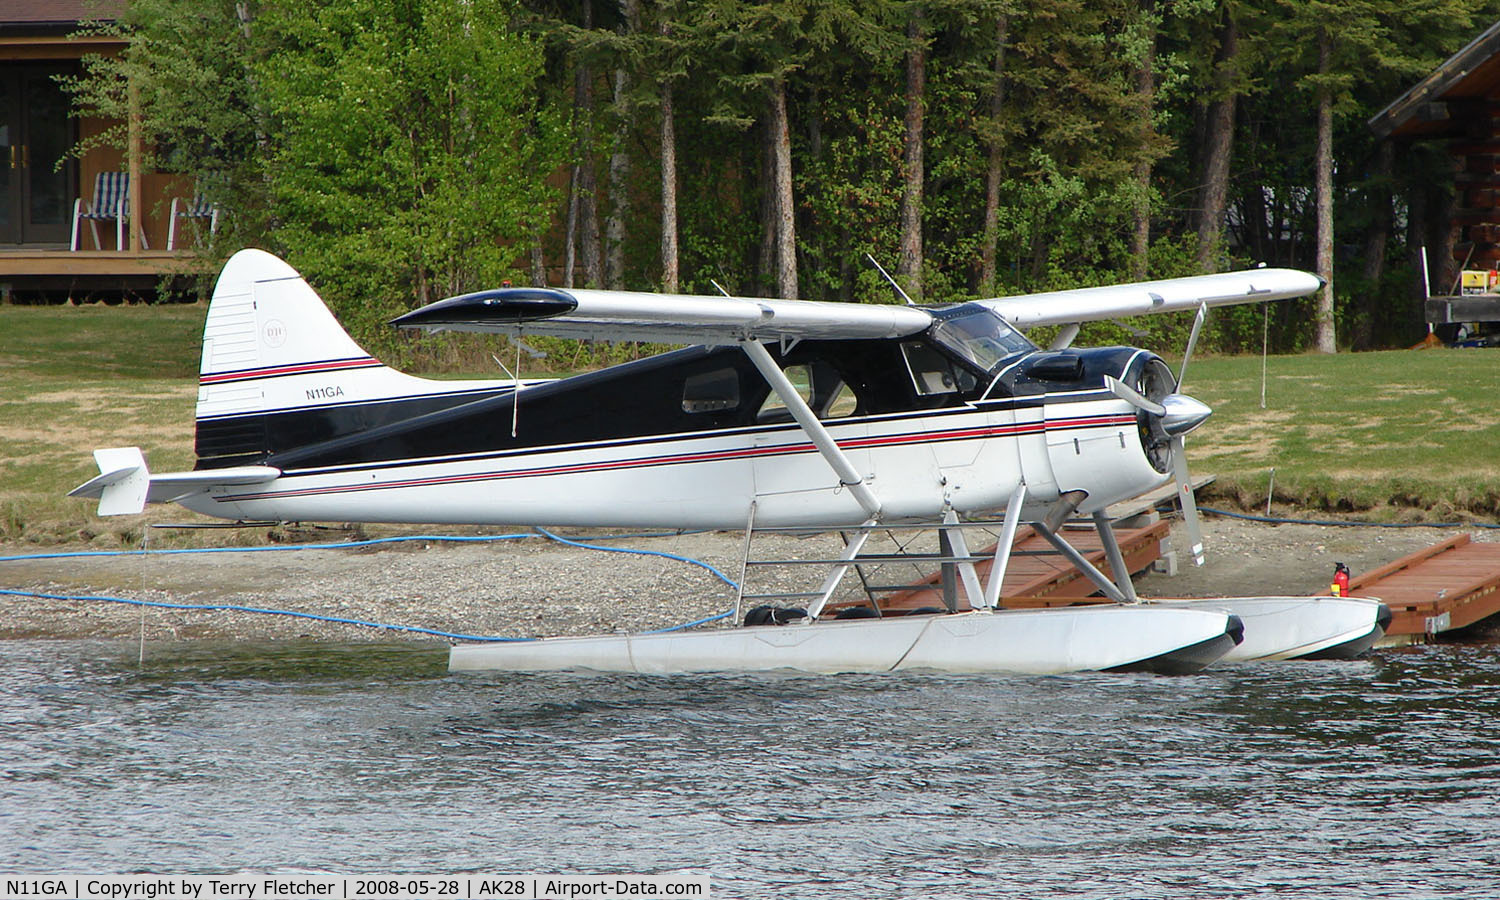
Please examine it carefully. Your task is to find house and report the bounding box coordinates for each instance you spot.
[0,0,206,300]
[1370,19,1500,341]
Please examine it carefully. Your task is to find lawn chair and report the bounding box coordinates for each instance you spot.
[70,171,147,251]
[167,192,221,250]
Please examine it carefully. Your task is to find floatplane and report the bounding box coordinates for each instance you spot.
[71,249,1389,674]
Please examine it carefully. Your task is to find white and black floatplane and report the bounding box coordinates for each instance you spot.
[72,250,1390,674]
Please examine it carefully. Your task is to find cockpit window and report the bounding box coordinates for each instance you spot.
[931,307,1034,373]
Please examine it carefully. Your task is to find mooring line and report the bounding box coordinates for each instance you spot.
[1,529,738,641]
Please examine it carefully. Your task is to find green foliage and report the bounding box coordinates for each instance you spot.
[67,0,563,359]
[255,0,563,354]
[64,0,1500,353]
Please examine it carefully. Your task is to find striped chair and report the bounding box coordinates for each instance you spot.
[167,192,221,250]
[70,171,146,251]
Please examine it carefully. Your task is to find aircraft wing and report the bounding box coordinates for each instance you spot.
[975,268,1322,328]
[393,268,1320,344]
[392,287,936,345]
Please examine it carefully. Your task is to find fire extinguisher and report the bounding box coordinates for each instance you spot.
[1331,562,1351,597]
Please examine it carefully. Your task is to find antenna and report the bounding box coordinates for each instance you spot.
[865,254,916,306]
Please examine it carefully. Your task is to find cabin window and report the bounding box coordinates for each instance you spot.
[682,368,741,413]
[931,307,1034,372]
[823,381,858,418]
[757,364,814,422]
[757,362,858,422]
[902,342,974,396]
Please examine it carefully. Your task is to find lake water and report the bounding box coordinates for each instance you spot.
[2,638,1498,898]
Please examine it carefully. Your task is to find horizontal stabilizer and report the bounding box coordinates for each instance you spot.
[70,447,149,516]
[69,446,280,516]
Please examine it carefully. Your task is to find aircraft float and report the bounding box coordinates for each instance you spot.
[72,249,1390,674]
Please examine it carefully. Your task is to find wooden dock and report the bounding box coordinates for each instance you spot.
[824,517,1170,615]
[823,517,1500,644]
[1348,533,1500,641]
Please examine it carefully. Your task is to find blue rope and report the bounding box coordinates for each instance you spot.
[1200,506,1500,530]
[0,532,538,564]
[1,528,739,641]
[0,587,528,643]
[535,527,739,589]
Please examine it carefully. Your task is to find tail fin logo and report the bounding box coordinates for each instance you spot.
[263,318,288,348]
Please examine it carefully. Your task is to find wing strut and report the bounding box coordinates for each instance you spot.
[740,339,882,520]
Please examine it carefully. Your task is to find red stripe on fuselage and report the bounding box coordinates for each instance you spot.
[214,412,1137,504]
[200,357,383,386]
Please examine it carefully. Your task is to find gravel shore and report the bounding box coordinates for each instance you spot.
[3,516,1494,645]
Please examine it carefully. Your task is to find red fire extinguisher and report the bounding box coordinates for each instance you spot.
[1331,562,1351,597]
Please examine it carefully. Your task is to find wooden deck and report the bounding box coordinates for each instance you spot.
[0,249,203,277]
[0,249,212,298]
[1348,534,1500,640]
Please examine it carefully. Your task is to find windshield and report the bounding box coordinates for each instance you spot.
[930,306,1035,373]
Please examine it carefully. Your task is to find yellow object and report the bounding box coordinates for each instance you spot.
[1462,270,1489,294]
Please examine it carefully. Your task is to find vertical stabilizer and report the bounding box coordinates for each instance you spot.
[193,250,509,468]
[197,249,389,421]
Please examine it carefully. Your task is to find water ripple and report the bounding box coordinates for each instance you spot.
[0,641,1497,897]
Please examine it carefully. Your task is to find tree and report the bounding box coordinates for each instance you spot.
[64,0,270,250]
[1193,2,1242,273]
[898,3,927,301]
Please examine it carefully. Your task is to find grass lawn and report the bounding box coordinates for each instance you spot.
[2,301,1497,547]
[1,303,205,545]
[1186,349,1500,519]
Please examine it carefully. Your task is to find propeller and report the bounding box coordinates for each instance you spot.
[1106,302,1212,566]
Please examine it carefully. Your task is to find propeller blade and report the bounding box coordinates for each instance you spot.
[1178,302,1208,392]
[1104,375,1165,416]
[1170,434,1205,567]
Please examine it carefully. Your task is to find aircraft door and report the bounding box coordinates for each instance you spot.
[750,361,872,523]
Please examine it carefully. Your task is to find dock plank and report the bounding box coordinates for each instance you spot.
[1348,536,1500,638]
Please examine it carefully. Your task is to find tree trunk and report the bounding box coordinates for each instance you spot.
[603,0,640,290]
[770,77,797,299]
[660,78,679,294]
[1353,140,1394,349]
[898,7,926,302]
[1313,29,1336,354]
[980,15,1009,294]
[530,240,546,287]
[1129,7,1157,281]
[758,118,777,294]
[1195,12,1238,273]
[563,169,578,288]
[574,0,602,289]
[604,65,632,290]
